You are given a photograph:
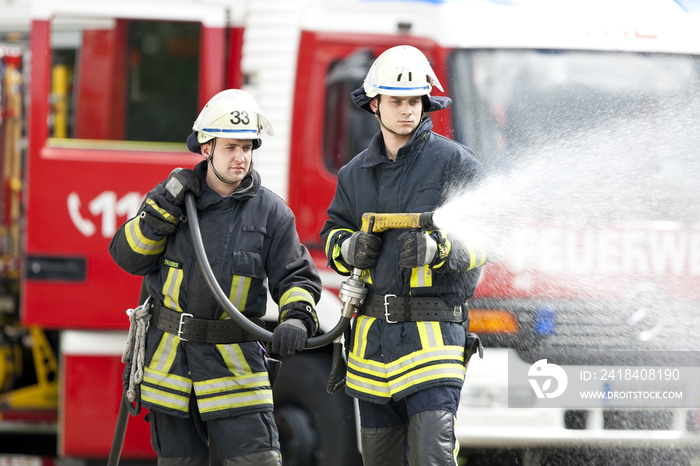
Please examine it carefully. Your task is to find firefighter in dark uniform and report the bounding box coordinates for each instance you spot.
[110,89,321,466]
[320,46,486,466]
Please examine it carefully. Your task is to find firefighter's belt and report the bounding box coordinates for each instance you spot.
[360,293,465,323]
[151,304,258,343]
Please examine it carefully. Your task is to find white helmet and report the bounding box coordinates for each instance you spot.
[362,45,443,98]
[187,89,273,153]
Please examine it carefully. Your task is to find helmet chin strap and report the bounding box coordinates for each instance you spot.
[374,111,402,137]
[205,138,254,185]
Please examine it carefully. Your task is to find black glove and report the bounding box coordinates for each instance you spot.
[340,231,382,269]
[272,319,308,357]
[164,168,201,205]
[140,168,201,235]
[398,231,438,268]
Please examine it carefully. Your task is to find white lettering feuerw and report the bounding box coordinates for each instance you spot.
[509,222,700,278]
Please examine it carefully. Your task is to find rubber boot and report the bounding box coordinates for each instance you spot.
[221,450,282,466]
[407,410,457,466]
[360,424,405,466]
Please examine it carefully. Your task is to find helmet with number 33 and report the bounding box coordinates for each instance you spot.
[186,89,274,153]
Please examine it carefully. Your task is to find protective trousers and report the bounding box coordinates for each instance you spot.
[358,385,461,466]
[148,409,281,466]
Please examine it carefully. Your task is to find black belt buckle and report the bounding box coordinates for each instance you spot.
[178,312,193,341]
[384,294,397,323]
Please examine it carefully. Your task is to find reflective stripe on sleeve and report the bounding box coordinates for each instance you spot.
[325,228,354,274]
[279,287,314,308]
[125,217,166,255]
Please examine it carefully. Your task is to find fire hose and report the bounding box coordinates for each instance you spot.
[108,191,435,465]
[183,192,355,347]
[184,195,434,347]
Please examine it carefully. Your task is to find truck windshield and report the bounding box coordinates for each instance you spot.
[47,17,199,145]
[448,49,700,223]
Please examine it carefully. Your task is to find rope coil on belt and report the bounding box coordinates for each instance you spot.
[121,297,151,403]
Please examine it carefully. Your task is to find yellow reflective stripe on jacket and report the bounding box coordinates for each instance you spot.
[142,367,192,413]
[363,269,373,285]
[279,287,319,328]
[417,321,444,348]
[194,372,269,395]
[347,317,466,400]
[352,315,374,360]
[162,267,184,312]
[150,332,179,373]
[143,333,186,411]
[192,344,274,414]
[325,228,353,274]
[217,343,252,375]
[347,354,391,399]
[347,316,391,398]
[195,383,273,414]
[229,275,251,312]
[345,354,391,398]
[125,217,166,255]
[348,349,467,398]
[280,287,314,308]
[332,244,351,273]
[431,234,451,269]
[385,347,466,395]
[146,197,178,224]
[466,241,487,270]
[410,265,432,288]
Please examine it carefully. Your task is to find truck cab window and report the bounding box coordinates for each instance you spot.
[49,17,199,145]
[323,50,377,173]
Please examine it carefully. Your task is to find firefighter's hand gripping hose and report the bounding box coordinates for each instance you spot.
[326,211,437,394]
[184,192,352,348]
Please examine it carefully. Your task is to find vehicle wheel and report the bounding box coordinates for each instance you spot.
[273,351,362,466]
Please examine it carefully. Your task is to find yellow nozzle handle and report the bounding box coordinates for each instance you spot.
[360,212,435,233]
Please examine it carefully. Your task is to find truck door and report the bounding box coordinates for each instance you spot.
[25,8,227,330]
[25,3,231,458]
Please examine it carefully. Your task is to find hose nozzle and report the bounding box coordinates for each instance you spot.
[360,211,435,233]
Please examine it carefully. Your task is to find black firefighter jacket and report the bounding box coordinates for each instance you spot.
[110,160,321,419]
[320,117,486,403]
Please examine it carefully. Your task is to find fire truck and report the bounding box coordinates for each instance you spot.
[2,0,700,464]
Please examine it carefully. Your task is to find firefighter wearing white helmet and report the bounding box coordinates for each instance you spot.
[351,44,453,137]
[110,89,321,465]
[322,46,486,466]
[186,88,274,187]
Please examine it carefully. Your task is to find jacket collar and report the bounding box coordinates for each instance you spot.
[194,160,261,208]
[361,117,433,169]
